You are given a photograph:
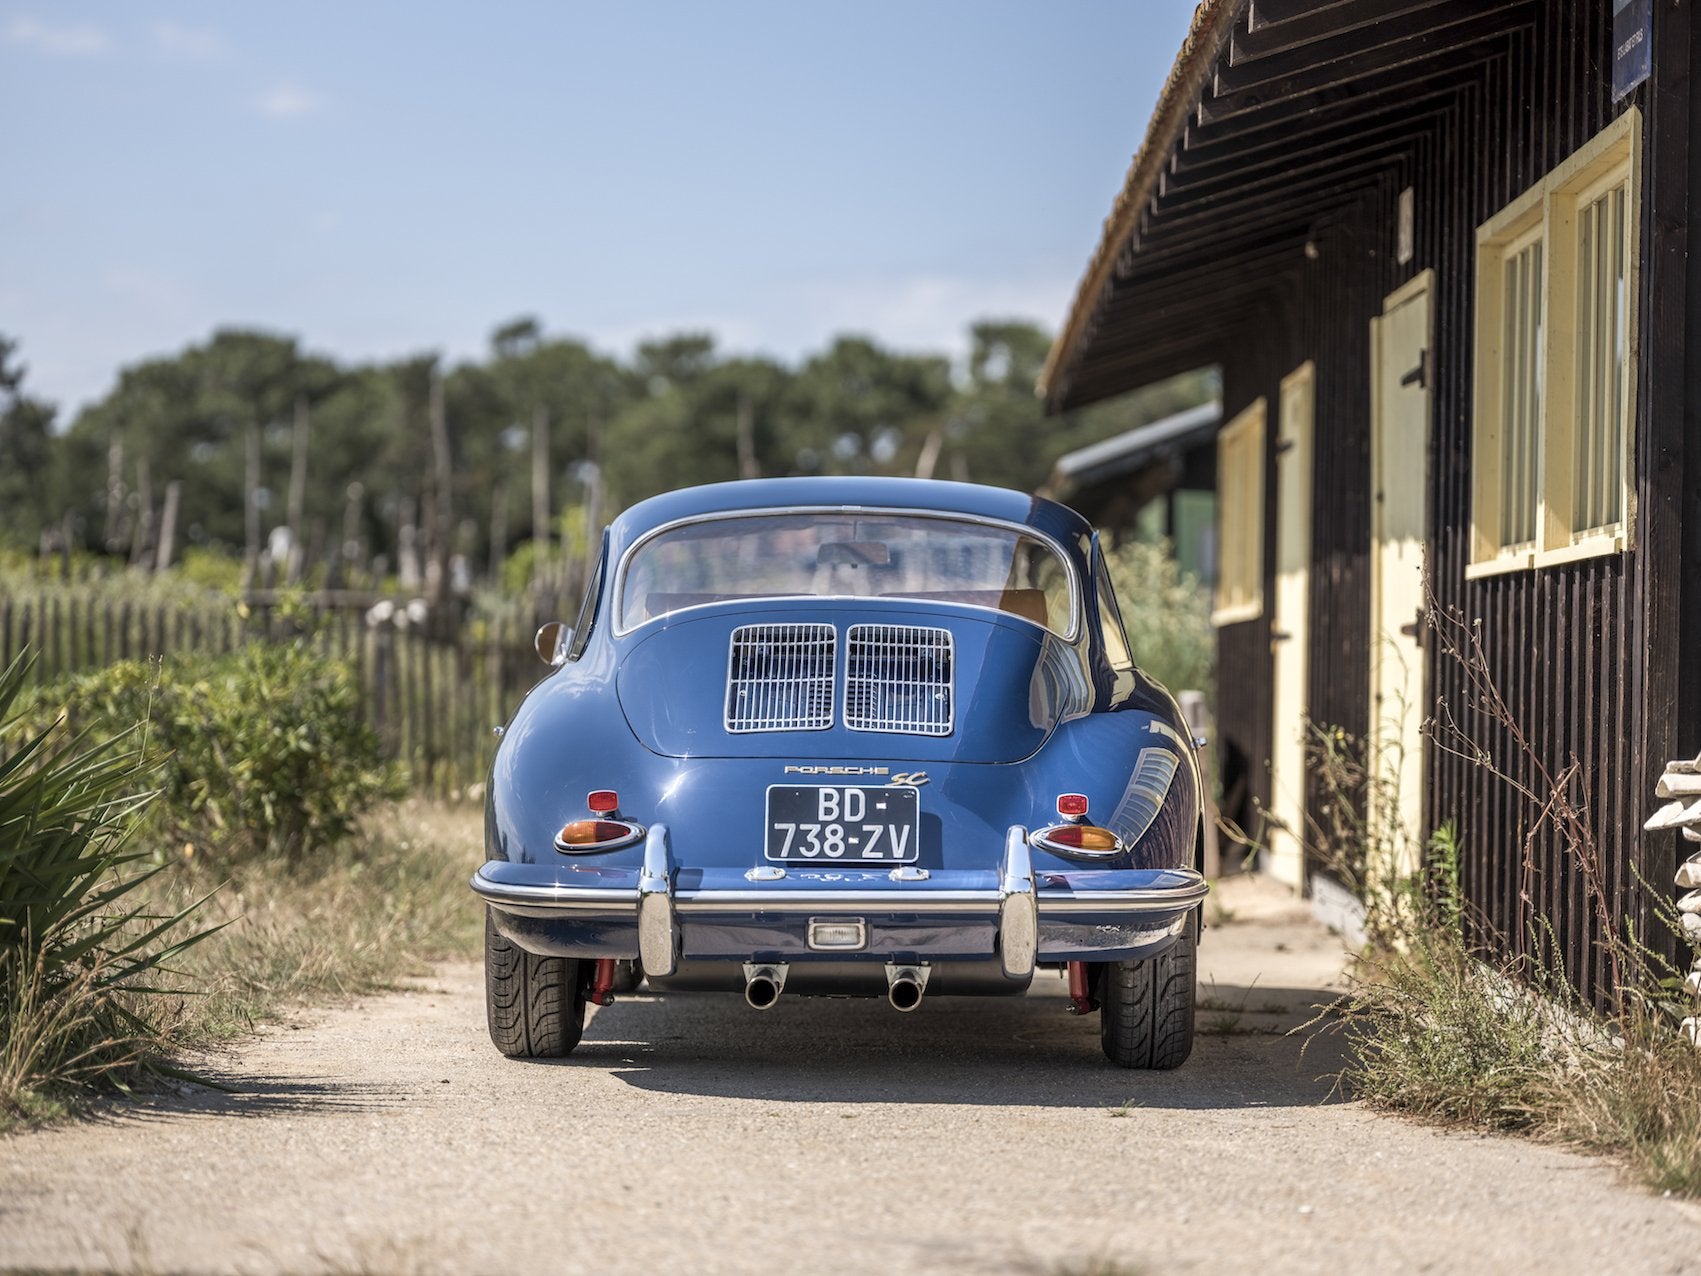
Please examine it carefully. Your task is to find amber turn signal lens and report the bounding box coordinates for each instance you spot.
[555,818,644,852]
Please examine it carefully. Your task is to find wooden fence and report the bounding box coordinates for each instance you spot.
[0,589,546,800]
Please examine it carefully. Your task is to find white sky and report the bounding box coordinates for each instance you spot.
[1,2,1194,417]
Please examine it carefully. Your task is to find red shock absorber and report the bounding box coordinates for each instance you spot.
[587,958,617,1006]
[1067,961,1099,1015]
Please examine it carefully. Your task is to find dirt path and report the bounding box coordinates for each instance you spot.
[1,878,1696,1275]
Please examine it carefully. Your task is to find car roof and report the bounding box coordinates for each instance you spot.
[607,477,1093,563]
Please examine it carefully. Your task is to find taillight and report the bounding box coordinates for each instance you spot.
[555,818,645,853]
[1056,793,1090,818]
[1031,823,1123,858]
[587,789,620,814]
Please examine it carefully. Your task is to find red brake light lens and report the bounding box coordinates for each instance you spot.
[587,790,620,814]
[1056,793,1090,818]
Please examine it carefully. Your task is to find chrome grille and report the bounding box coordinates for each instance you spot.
[844,624,954,736]
[725,624,836,732]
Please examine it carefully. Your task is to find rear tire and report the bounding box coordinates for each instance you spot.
[1099,912,1197,1069]
[485,911,587,1058]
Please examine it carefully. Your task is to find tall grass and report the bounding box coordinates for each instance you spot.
[1323,595,1701,1193]
[1328,829,1572,1130]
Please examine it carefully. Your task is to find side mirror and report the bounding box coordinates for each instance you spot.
[535,621,573,667]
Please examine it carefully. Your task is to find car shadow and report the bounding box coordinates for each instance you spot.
[560,980,1349,1112]
[88,1072,411,1124]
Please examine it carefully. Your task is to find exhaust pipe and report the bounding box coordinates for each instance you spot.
[742,962,788,1011]
[886,964,930,1012]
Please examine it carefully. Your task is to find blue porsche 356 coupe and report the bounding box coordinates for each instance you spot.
[473,476,1207,1068]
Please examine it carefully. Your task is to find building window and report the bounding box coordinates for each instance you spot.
[1470,109,1640,576]
[1212,398,1265,626]
[1572,175,1630,537]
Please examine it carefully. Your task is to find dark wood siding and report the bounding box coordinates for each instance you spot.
[1051,0,1697,1005]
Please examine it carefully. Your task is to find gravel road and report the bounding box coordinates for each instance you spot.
[1,877,1696,1275]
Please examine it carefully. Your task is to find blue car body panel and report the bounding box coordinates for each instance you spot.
[476,476,1207,993]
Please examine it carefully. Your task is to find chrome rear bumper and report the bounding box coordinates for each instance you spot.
[473,823,1208,975]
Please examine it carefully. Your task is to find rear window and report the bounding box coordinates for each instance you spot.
[617,511,1075,636]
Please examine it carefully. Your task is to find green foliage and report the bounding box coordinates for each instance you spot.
[0,335,63,547]
[1101,538,1213,697]
[21,646,404,864]
[499,539,545,597]
[0,651,213,1123]
[176,547,244,595]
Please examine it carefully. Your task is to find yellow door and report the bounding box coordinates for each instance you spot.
[1369,271,1433,884]
[1267,362,1315,891]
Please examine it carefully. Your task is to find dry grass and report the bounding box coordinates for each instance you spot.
[1330,928,1564,1131]
[1326,890,1701,1193]
[1549,1005,1701,1196]
[145,799,482,1043]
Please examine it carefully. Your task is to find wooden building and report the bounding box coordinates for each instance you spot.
[1042,0,1700,1002]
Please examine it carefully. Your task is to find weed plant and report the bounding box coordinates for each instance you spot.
[2,637,469,1129]
[0,652,214,1126]
[1324,595,1701,1192]
[1332,839,1701,1189]
[1329,829,1564,1129]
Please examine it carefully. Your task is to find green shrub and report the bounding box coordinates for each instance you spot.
[1102,538,1214,698]
[0,652,211,1124]
[176,547,244,595]
[21,644,404,864]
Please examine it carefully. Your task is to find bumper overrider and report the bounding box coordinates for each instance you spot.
[473,825,1208,988]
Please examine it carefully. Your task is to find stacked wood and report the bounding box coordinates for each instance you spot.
[1646,753,1701,1040]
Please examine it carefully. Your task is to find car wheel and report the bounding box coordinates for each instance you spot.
[1099,911,1197,1069]
[485,910,586,1058]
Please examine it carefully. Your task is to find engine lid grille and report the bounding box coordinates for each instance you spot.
[844,624,954,736]
[725,623,836,732]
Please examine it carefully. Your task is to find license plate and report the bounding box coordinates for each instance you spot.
[764,785,921,864]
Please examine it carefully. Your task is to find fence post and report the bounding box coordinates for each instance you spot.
[370,624,393,758]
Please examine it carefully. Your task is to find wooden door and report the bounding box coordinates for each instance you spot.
[1369,271,1434,881]
[1267,362,1315,891]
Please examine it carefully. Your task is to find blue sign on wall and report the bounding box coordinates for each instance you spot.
[1613,0,1652,100]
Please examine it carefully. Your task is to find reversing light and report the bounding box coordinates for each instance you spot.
[587,789,620,814]
[1031,823,1123,859]
[1056,793,1090,819]
[555,818,645,854]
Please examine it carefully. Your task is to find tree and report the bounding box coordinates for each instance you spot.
[63,329,342,556]
[0,336,60,546]
[784,336,952,477]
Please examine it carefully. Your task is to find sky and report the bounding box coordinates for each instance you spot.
[1,2,1194,420]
